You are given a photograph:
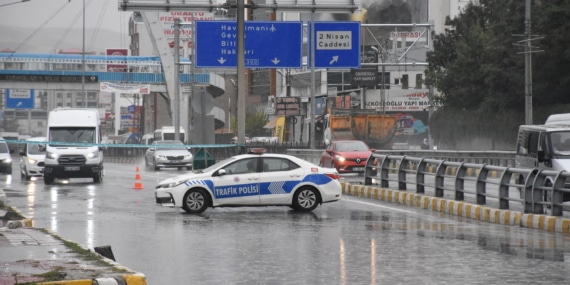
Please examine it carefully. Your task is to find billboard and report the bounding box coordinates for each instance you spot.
[159,11,215,53]
[106,48,128,72]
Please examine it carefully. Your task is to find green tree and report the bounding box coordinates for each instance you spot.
[426,0,525,112]
[245,111,268,137]
[532,0,570,106]
[424,1,570,149]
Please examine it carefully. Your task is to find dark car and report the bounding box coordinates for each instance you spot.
[319,140,375,174]
[0,139,13,175]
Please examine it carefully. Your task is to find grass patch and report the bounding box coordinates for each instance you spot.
[35,266,67,281]
[37,229,130,273]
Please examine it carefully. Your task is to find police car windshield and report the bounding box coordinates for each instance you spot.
[196,156,237,173]
[550,131,570,156]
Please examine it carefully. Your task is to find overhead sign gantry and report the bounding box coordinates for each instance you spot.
[118,0,362,147]
[195,21,303,68]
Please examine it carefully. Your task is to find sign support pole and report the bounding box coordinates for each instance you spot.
[237,0,246,149]
[309,14,316,149]
[114,92,121,136]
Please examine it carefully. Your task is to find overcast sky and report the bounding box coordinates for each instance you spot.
[0,0,132,52]
[0,0,128,30]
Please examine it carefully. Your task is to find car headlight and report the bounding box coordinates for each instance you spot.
[4,158,12,163]
[27,158,38,165]
[162,179,188,188]
[157,154,166,159]
[185,155,193,160]
[334,155,346,162]
[46,152,58,159]
[87,151,99,159]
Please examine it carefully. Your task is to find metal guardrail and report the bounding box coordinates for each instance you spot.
[363,153,570,217]
[15,141,565,217]
[285,149,517,167]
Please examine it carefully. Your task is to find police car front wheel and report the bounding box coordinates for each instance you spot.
[182,188,210,213]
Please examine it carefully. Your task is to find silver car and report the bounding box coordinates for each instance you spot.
[145,140,193,171]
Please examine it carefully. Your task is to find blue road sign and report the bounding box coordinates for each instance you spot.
[5,89,34,109]
[309,21,361,69]
[196,21,303,68]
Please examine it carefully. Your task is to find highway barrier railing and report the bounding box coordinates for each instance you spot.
[364,153,570,217]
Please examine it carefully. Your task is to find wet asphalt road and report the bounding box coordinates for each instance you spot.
[2,161,570,284]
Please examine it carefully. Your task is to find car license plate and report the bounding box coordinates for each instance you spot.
[64,166,80,171]
[353,167,364,171]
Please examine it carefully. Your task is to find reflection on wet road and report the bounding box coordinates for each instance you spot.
[2,162,570,284]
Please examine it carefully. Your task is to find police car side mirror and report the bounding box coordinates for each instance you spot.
[217,169,227,176]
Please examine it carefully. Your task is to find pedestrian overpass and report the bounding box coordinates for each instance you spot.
[0,52,227,134]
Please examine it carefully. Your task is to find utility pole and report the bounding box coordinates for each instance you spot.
[173,18,181,142]
[524,0,532,125]
[81,0,86,106]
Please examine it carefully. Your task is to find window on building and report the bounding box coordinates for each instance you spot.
[416,74,423,89]
[402,74,409,89]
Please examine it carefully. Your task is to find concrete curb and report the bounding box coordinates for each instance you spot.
[37,273,147,285]
[342,182,570,234]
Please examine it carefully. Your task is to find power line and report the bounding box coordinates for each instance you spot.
[13,1,68,52]
[88,0,109,51]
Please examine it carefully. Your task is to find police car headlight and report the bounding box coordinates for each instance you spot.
[4,158,12,163]
[46,152,58,159]
[27,158,37,165]
[334,155,346,162]
[87,151,99,159]
[163,179,188,188]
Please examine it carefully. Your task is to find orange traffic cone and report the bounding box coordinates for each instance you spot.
[133,166,144,190]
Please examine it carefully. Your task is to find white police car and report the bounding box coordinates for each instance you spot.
[155,148,342,213]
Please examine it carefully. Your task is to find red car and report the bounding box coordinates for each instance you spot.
[319,140,375,173]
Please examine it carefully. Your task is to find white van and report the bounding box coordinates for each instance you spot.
[545,113,570,126]
[142,133,154,145]
[19,137,46,180]
[44,108,104,184]
[515,124,570,203]
[154,126,185,143]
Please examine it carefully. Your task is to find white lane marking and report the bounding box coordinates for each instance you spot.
[344,197,419,214]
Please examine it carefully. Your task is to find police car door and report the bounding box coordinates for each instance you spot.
[213,157,261,205]
[259,157,304,204]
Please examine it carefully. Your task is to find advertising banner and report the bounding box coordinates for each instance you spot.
[274,116,286,142]
[364,89,442,112]
[100,82,150,94]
